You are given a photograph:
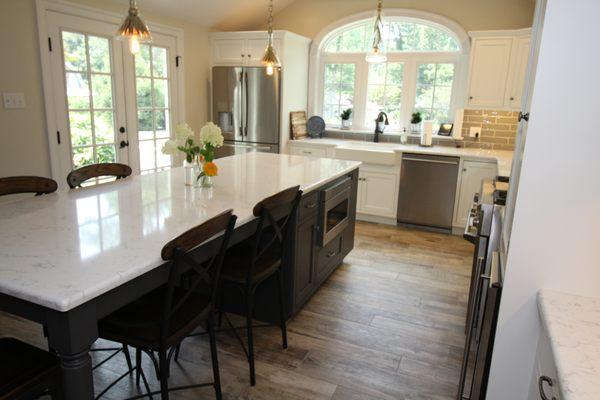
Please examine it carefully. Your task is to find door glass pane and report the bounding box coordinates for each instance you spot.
[61,31,118,174]
[135,44,172,172]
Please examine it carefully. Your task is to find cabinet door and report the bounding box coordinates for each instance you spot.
[294,218,317,311]
[212,38,246,65]
[467,38,513,108]
[246,38,283,65]
[359,170,399,218]
[454,161,496,227]
[506,37,531,109]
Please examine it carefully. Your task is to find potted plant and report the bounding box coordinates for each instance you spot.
[340,108,353,129]
[411,112,423,133]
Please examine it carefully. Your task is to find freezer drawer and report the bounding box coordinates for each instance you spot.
[397,153,459,229]
[215,141,278,159]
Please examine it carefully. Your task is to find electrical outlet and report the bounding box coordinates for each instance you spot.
[469,126,481,138]
[2,93,26,109]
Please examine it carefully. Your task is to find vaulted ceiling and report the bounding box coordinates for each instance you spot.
[112,0,296,29]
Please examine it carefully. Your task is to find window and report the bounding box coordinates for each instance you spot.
[317,17,463,132]
[323,64,356,125]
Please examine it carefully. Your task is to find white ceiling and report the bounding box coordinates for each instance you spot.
[113,0,297,28]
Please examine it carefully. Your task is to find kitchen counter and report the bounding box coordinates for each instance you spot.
[0,152,361,312]
[289,138,513,176]
[538,290,600,400]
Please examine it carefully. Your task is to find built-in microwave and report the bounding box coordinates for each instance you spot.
[319,176,351,246]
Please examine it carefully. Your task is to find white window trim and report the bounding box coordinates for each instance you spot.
[36,0,185,182]
[308,9,470,132]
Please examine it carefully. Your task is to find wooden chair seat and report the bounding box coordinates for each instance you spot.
[0,337,61,399]
[221,241,281,285]
[99,288,211,350]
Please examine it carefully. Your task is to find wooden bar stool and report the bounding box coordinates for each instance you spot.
[0,176,57,197]
[66,163,132,188]
[95,210,237,400]
[0,337,62,399]
[219,186,302,386]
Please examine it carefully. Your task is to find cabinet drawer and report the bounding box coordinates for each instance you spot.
[291,146,328,157]
[316,233,343,283]
[298,191,319,223]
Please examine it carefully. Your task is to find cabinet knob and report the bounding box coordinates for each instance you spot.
[247,54,251,58]
[510,97,515,101]
[538,376,556,400]
[241,54,245,58]
[469,96,473,100]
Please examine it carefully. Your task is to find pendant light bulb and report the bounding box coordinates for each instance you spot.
[366,0,387,64]
[262,0,281,75]
[116,0,152,55]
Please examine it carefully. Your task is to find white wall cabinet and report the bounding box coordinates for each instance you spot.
[211,33,283,66]
[454,160,497,228]
[466,30,531,110]
[357,164,400,220]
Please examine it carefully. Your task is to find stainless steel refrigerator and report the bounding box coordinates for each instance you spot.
[212,66,280,158]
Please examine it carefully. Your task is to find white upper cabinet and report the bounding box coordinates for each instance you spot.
[211,33,283,66]
[466,30,531,110]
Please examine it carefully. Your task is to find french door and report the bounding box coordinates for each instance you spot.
[45,9,181,184]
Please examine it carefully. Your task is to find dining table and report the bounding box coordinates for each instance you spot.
[0,152,360,399]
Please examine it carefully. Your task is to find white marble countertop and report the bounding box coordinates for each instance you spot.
[289,138,514,176]
[538,290,600,400]
[0,153,361,312]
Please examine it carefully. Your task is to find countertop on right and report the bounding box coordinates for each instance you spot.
[538,290,600,400]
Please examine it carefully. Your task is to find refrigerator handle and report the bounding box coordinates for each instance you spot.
[244,71,249,137]
[238,71,244,139]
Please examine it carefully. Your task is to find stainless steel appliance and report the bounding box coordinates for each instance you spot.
[212,66,280,158]
[319,176,351,246]
[457,177,507,400]
[397,153,460,230]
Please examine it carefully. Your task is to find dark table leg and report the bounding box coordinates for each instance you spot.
[46,303,98,400]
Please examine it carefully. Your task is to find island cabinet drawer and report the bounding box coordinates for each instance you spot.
[298,191,319,223]
[315,233,343,284]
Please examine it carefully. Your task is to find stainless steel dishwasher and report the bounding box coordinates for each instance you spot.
[397,153,460,230]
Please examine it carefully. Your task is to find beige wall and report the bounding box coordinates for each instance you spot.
[243,0,535,38]
[0,0,210,178]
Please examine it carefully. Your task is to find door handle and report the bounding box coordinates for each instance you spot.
[518,112,530,122]
[119,140,129,149]
[538,376,556,400]
[402,157,459,165]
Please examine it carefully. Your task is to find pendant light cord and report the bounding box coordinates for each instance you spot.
[267,0,274,37]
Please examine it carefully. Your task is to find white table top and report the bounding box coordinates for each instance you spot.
[538,290,600,400]
[0,153,360,312]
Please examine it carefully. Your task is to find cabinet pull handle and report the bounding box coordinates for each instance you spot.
[305,203,317,209]
[326,250,336,258]
[538,376,556,400]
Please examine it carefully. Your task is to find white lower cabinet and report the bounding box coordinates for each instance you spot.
[454,160,497,228]
[529,330,561,400]
[289,145,332,158]
[357,164,400,219]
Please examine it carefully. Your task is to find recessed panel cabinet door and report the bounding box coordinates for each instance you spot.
[506,37,532,110]
[293,218,317,311]
[358,170,399,218]
[467,38,513,108]
[454,161,497,227]
[212,39,246,65]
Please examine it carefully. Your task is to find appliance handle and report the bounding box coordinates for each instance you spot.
[238,71,244,139]
[223,143,272,151]
[244,71,249,137]
[402,157,459,166]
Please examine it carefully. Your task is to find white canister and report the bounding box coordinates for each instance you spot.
[421,121,433,146]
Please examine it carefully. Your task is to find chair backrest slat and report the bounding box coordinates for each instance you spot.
[0,176,58,197]
[67,163,132,188]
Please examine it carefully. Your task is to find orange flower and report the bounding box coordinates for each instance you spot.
[203,161,218,176]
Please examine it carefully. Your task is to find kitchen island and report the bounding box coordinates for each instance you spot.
[0,152,360,399]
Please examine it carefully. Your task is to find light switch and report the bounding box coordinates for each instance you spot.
[2,93,26,109]
[469,126,481,138]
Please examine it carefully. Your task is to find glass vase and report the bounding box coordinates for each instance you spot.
[198,174,213,188]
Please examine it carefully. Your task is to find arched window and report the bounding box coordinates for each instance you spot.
[313,13,467,133]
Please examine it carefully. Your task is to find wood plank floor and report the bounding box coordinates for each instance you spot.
[0,221,474,400]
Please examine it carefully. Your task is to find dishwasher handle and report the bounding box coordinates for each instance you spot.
[402,157,459,166]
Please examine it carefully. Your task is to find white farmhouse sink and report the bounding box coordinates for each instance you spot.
[334,145,398,165]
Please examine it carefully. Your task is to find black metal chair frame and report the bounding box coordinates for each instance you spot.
[95,211,237,400]
[217,187,302,386]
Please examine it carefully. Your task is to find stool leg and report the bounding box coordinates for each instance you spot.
[207,313,223,400]
[123,344,133,370]
[276,269,288,349]
[159,349,169,399]
[246,288,256,386]
[135,348,142,387]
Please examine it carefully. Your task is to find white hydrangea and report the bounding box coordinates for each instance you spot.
[200,122,224,148]
[161,123,195,155]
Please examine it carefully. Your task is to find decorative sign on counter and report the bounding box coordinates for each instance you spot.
[290,111,308,140]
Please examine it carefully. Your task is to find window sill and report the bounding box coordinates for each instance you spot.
[326,127,458,141]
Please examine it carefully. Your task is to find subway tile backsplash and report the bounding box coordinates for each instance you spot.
[322,109,518,151]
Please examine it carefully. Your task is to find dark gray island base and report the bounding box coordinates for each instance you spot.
[222,167,359,321]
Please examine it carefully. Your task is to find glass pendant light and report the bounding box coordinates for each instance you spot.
[262,0,281,75]
[366,0,387,64]
[116,0,152,55]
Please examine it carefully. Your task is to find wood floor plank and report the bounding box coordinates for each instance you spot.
[0,221,473,399]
